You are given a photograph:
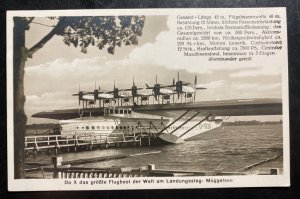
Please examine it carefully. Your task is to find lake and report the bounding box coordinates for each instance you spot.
[25,124,283,178]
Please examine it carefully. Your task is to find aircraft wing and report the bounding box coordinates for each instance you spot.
[32,108,105,120]
[132,98,282,117]
[31,98,282,120]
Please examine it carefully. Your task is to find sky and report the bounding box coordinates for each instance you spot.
[24,16,283,124]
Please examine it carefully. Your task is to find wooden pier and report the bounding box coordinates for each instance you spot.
[39,156,279,179]
[25,132,155,156]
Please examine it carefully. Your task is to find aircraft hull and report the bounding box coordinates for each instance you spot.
[59,116,222,144]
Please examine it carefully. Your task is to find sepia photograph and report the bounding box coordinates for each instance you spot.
[6,8,289,191]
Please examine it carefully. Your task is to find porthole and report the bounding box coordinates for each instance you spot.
[106,126,109,129]
[120,126,123,130]
[111,126,114,129]
[97,126,100,129]
[102,126,105,129]
[86,126,89,130]
[91,126,95,130]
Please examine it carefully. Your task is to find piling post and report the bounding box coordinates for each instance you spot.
[139,136,142,147]
[148,135,151,146]
[55,147,58,155]
[33,148,37,157]
[147,164,155,171]
[270,168,279,175]
[52,156,63,179]
[89,134,93,150]
[74,135,78,152]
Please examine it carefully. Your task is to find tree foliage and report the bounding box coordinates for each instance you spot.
[25,15,145,57]
[61,16,145,54]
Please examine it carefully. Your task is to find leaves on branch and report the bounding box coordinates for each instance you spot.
[56,16,145,54]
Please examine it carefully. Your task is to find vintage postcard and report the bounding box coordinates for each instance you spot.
[7,8,289,191]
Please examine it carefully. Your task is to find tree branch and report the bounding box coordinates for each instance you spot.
[30,21,55,28]
[26,17,66,58]
[27,17,35,25]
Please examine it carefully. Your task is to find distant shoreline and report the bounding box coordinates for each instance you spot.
[223,120,282,126]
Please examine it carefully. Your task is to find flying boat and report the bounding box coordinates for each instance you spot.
[32,74,282,144]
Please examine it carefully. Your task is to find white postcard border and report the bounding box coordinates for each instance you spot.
[7,8,290,191]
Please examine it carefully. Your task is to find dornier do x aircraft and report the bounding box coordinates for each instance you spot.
[32,74,282,144]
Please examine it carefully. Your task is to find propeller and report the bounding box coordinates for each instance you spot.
[72,84,87,105]
[194,75,207,90]
[132,78,137,102]
[93,89,99,102]
[72,90,92,106]
[175,72,183,99]
[93,81,98,103]
[146,75,170,100]
[113,80,119,99]
[153,75,160,100]
[120,78,143,103]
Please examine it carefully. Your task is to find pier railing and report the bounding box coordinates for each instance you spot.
[25,132,154,155]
